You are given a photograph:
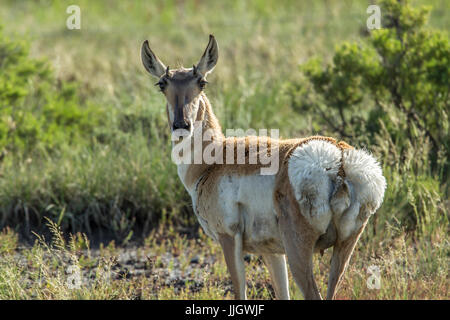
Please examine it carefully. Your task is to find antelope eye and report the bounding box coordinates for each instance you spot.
[155,80,166,92]
[198,79,208,90]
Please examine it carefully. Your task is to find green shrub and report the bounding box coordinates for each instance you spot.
[288,0,448,171]
[287,0,449,232]
[0,26,102,155]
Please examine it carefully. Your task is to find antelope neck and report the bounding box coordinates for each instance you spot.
[173,92,224,192]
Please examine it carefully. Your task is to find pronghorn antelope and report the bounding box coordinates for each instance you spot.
[140,35,386,300]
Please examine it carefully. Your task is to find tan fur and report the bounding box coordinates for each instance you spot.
[179,96,353,190]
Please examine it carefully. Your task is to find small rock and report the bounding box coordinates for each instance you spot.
[190,256,200,264]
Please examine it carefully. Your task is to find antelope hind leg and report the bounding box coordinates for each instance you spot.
[326,225,366,300]
[277,203,322,300]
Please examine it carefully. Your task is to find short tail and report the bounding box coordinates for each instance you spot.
[330,175,351,218]
[330,142,351,218]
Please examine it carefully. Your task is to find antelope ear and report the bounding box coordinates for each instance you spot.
[141,40,167,78]
[196,35,219,76]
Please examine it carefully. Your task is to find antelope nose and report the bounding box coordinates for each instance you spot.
[172,120,190,131]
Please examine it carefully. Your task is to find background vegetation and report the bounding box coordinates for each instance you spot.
[0,0,448,299]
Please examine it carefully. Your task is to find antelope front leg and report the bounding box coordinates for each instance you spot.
[262,254,290,300]
[218,232,247,299]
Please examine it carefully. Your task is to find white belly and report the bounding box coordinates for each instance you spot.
[216,174,284,254]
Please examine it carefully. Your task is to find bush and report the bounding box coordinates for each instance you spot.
[286,0,449,232]
[288,0,448,172]
[0,26,102,156]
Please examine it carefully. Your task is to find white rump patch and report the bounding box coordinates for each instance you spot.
[288,140,342,234]
[289,140,342,177]
[343,148,386,211]
[287,140,386,238]
[333,148,386,239]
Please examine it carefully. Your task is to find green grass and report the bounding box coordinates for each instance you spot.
[0,0,448,299]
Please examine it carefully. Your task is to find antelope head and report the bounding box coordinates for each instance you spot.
[141,35,219,137]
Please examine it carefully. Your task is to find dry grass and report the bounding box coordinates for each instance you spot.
[0,218,447,300]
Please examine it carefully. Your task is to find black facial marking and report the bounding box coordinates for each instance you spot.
[198,78,208,90]
[155,78,166,92]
